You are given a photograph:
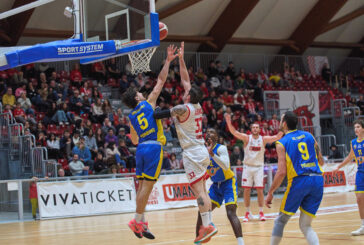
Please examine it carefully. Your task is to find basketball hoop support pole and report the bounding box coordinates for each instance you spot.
[73,0,81,40]
[150,0,156,13]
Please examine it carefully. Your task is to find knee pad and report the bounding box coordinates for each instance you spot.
[272,213,291,237]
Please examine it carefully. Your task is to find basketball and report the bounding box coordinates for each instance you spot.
[159,22,168,41]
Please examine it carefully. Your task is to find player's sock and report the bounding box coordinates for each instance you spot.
[299,212,319,245]
[259,207,263,212]
[270,236,282,245]
[209,211,213,224]
[246,207,250,213]
[237,237,244,245]
[135,213,143,223]
[201,212,210,227]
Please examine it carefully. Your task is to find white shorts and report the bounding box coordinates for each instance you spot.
[182,145,210,185]
[242,165,264,189]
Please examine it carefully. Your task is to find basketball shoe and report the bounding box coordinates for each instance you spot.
[194,223,218,244]
[141,221,155,239]
[351,226,364,236]
[200,223,216,243]
[259,211,266,221]
[242,212,254,222]
[128,218,143,238]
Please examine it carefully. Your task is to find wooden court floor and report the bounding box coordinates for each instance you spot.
[0,192,363,245]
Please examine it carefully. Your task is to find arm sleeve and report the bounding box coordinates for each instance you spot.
[211,145,230,170]
[154,108,171,119]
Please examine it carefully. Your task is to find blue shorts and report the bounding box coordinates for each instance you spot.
[281,175,324,217]
[135,143,163,180]
[355,171,364,193]
[209,177,238,208]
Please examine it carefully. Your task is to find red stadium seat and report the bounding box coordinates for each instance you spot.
[58,159,69,170]
[36,112,45,122]
[47,124,58,134]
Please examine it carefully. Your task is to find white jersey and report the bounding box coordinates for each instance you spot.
[173,103,205,150]
[243,135,265,166]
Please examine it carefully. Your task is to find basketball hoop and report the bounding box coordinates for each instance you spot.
[128,47,156,75]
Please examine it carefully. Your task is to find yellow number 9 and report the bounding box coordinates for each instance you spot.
[137,113,148,130]
[298,142,310,160]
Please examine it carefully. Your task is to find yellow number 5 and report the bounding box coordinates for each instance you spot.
[137,113,148,130]
[298,142,310,160]
[359,149,362,156]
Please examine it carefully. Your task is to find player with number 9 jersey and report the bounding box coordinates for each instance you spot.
[276,129,324,217]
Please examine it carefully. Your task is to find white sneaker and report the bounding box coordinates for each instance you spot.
[351,227,364,236]
[242,212,254,222]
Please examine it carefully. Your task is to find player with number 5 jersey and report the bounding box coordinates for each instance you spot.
[154,42,217,244]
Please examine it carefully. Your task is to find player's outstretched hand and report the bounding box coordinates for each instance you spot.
[178,41,184,59]
[265,192,273,208]
[332,166,340,174]
[224,113,231,123]
[167,45,178,62]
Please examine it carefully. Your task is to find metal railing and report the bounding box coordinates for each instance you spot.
[317,134,337,157]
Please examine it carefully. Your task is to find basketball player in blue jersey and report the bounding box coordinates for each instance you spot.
[122,45,178,239]
[334,119,364,236]
[265,111,324,245]
[195,128,244,245]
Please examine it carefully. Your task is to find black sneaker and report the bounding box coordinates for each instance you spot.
[141,222,155,240]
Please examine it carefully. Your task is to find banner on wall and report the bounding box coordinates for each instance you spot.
[37,178,136,219]
[322,162,357,193]
[278,91,321,136]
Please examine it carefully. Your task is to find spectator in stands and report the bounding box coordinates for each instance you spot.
[72,139,94,170]
[208,61,219,77]
[102,99,113,122]
[46,133,60,159]
[91,87,102,102]
[80,81,92,97]
[117,127,132,146]
[261,122,272,136]
[84,129,98,158]
[235,68,246,88]
[257,69,268,84]
[268,114,280,133]
[225,61,236,80]
[105,128,118,146]
[253,83,263,102]
[233,88,246,110]
[94,151,109,174]
[357,95,364,113]
[269,72,281,87]
[52,103,70,125]
[58,168,66,177]
[69,154,89,176]
[162,151,171,170]
[245,97,257,119]
[13,102,36,125]
[15,83,27,98]
[118,139,135,169]
[328,144,342,160]
[101,117,115,134]
[230,146,243,166]
[119,74,129,94]
[105,142,126,167]
[93,61,106,83]
[321,63,331,82]
[60,130,74,159]
[36,132,47,147]
[2,87,15,108]
[222,75,234,93]
[109,164,120,174]
[106,58,120,79]
[91,98,105,124]
[169,153,182,170]
[69,90,83,114]
[95,128,105,150]
[81,94,92,115]
[17,92,35,116]
[72,130,81,146]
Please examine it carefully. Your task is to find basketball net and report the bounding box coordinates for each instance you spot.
[128,47,156,75]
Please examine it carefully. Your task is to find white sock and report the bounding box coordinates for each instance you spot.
[209,211,213,224]
[135,213,143,223]
[237,237,244,245]
[201,212,210,227]
[270,236,282,245]
[246,207,250,213]
[362,219,364,227]
[259,207,263,212]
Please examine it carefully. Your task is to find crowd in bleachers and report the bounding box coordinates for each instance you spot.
[0,59,363,176]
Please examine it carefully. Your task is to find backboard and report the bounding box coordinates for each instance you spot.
[83,0,155,44]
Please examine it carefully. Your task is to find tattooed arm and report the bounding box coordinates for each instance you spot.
[154,104,188,119]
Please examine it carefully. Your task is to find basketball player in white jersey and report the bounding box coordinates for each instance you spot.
[225,113,284,222]
[154,42,217,244]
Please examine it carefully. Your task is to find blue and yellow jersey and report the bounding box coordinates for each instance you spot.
[352,138,364,172]
[277,130,323,181]
[128,101,166,145]
[207,144,235,182]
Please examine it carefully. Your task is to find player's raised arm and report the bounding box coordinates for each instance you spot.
[265,143,287,208]
[224,113,249,145]
[178,42,192,102]
[153,104,189,120]
[148,45,178,107]
[263,131,284,145]
[334,145,355,172]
